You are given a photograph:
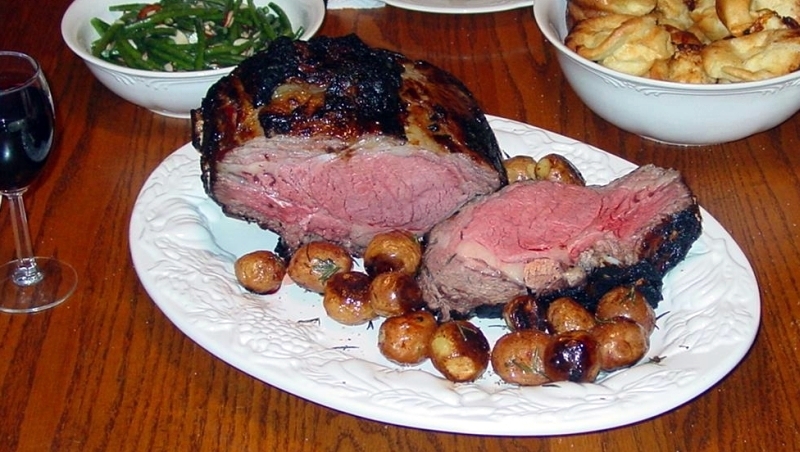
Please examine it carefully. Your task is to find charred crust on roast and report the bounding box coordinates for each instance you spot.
[463,261,665,320]
[401,61,508,184]
[640,201,702,274]
[274,237,293,263]
[192,35,505,179]
[193,35,408,194]
[191,34,506,255]
[249,35,407,139]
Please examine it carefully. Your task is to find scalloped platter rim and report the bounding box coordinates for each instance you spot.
[129,115,760,436]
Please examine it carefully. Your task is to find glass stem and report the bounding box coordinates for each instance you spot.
[4,189,43,286]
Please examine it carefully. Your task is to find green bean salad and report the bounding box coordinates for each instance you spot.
[90,0,301,71]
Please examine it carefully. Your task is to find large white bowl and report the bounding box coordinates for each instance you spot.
[533,0,800,145]
[61,0,325,119]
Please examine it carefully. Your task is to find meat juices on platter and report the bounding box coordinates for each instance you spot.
[191,34,507,256]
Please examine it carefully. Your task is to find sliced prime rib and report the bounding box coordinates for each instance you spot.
[417,164,702,319]
[191,34,507,254]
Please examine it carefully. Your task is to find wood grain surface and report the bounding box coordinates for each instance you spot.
[0,2,798,451]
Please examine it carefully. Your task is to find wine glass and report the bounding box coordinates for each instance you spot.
[0,51,77,313]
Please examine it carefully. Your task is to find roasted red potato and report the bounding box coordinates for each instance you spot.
[543,330,601,383]
[288,241,353,293]
[546,297,596,334]
[369,271,426,318]
[429,320,490,383]
[502,294,544,332]
[363,230,423,276]
[491,329,553,386]
[234,250,286,295]
[591,317,650,371]
[322,271,377,326]
[534,153,585,186]
[503,155,537,182]
[378,310,438,365]
[595,285,657,335]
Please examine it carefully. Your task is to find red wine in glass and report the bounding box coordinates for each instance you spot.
[0,52,77,313]
[0,72,53,190]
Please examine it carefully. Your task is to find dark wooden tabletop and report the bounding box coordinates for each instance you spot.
[1,1,798,450]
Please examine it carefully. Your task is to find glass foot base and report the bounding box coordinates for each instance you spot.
[0,257,77,314]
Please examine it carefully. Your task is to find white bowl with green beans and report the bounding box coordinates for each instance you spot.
[61,0,325,118]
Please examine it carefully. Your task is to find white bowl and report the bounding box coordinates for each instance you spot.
[61,0,325,119]
[533,0,800,145]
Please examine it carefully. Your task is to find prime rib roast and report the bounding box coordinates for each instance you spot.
[417,164,703,319]
[191,34,702,320]
[191,34,507,255]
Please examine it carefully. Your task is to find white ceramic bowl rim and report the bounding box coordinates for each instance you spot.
[61,0,324,79]
[533,1,800,94]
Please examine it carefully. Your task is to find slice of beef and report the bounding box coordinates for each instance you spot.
[191,35,507,254]
[417,164,702,319]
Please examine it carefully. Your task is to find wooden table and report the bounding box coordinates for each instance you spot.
[1,1,798,450]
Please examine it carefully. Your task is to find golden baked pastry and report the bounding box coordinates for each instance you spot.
[568,0,657,25]
[716,0,756,36]
[745,8,798,32]
[566,14,674,76]
[688,0,734,41]
[653,0,697,34]
[702,28,800,81]
[649,26,715,82]
[717,0,800,36]
[565,0,800,82]
[649,45,714,82]
[753,0,800,22]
